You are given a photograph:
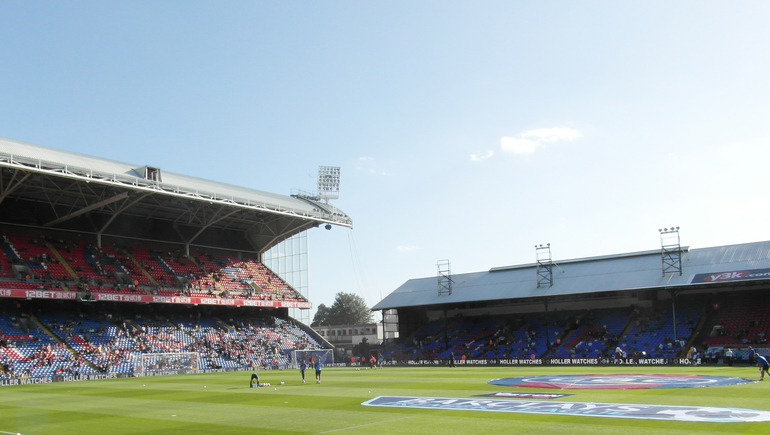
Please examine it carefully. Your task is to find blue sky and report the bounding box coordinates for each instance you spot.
[2,1,770,319]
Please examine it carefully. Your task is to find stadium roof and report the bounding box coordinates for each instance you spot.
[0,136,351,252]
[372,240,770,311]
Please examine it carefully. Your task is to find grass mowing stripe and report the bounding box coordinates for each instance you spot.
[0,393,390,433]
[311,415,418,434]
[0,366,767,435]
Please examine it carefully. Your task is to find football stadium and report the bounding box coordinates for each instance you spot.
[1,136,770,435]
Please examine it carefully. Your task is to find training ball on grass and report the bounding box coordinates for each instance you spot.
[280,381,285,385]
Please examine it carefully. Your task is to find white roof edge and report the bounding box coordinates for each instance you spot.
[0,136,352,228]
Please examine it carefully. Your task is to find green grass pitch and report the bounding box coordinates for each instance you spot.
[0,365,768,434]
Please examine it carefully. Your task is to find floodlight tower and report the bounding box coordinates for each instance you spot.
[272,166,340,326]
[437,259,453,296]
[659,226,682,342]
[536,244,553,288]
[317,166,341,203]
[659,226,682,277]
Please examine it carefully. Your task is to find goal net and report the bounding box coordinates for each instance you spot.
[134,352,200,376]
[291,349,334,368]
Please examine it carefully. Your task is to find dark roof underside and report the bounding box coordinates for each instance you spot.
[0,136,352,253]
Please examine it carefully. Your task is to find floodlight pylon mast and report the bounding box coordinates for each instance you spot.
[659,227,682,277]
[659,226,683,341]
[437,259,453,296]
[536,244,553,288]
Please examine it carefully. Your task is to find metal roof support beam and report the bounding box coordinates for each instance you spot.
[0,142,353,253]
[43,192,129,227]
[0,153,353,228]
[181,206,240,246]
[257,218,317,251]
[96,192,154,247]
[0,170,31,206]
[669,290,679,342]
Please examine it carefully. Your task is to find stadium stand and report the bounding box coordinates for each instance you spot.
[703,292,770,347]
[0,137,352,382]
[0,297,326,379]
[0,230,309,303]
[377,289,765,366]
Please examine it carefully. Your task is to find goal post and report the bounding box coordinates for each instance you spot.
[134,352,200,376]
[291,349,334,368]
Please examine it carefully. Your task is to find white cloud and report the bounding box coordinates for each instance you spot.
[522,127,582,143]
[501,137,540,154]
[396,245,419,253]
[501,127,582,155]
[470,150,495,161]
[355,156,392,175]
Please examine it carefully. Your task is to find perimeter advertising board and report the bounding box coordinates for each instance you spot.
[0,288,310,308]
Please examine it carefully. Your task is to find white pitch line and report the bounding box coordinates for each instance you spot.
[311,415,416,435]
